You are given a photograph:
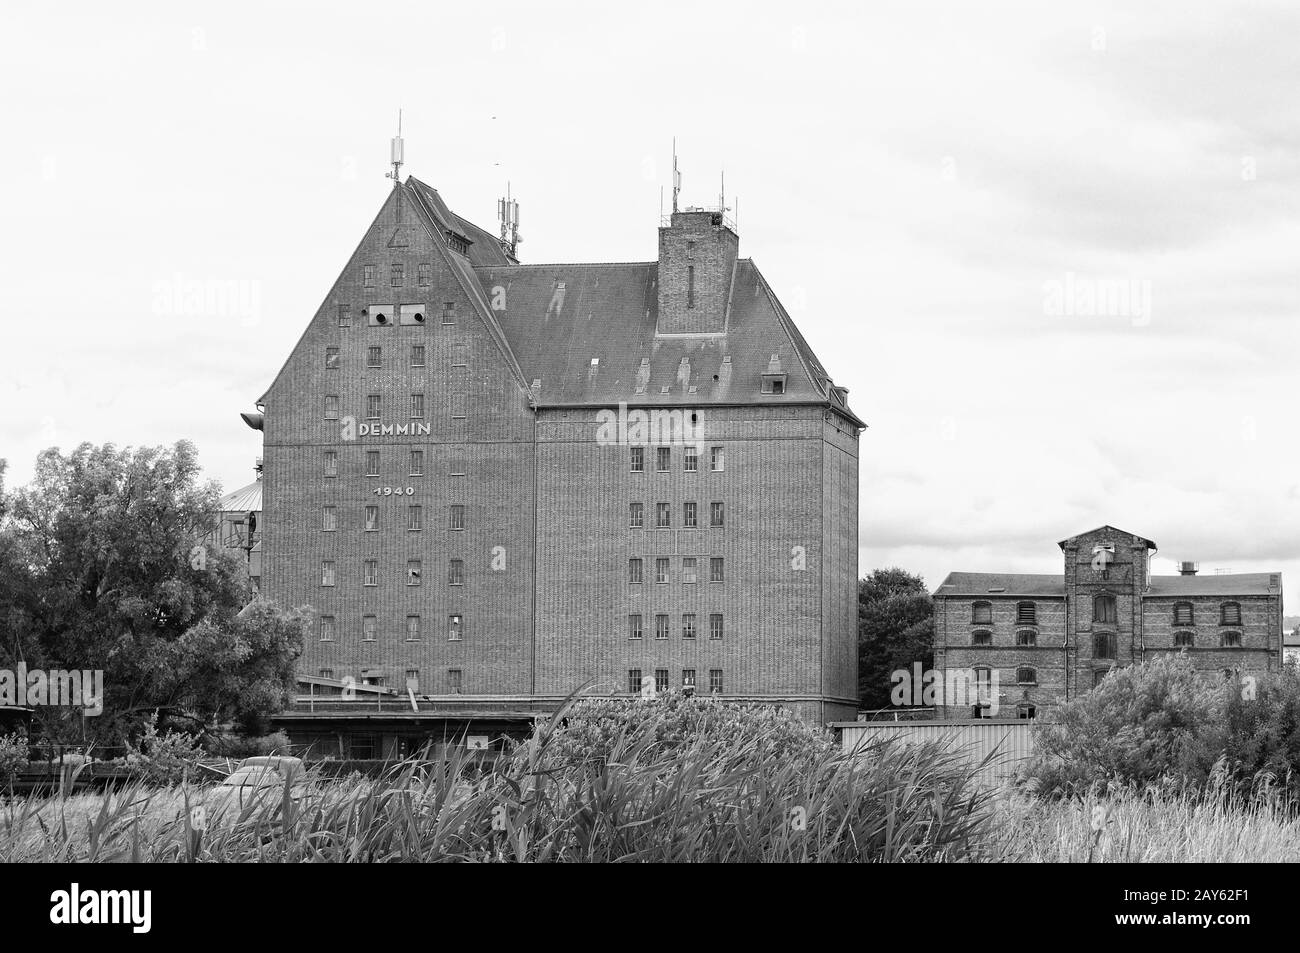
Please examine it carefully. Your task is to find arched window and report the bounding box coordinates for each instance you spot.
[1174,631,1194,648]
[1016,666,1037,685]
[1016,629,1037,647]
[1094,594,1117,624]
[1220,602,1241,626]
[1093,668,1110,688]
[1016,601,1036,624]
[971,630,992,646]
[1173,602,1194,626]
[1221,631,1242,648]
[971,601,992,625]
[1094,632,1117,659]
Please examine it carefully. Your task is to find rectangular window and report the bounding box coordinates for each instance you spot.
[448,615,463,641]
[1017,603,1036,624]
[321,561,335,587]
[322,505,337,532]
[409,450,424,476]
[449,504,465,531]
[709,613,723,640]
[391,263,404,287]
[709,557,724,583]
[448,559,464,586]
[655,669,669,693]
[972,602,993,625]
[450,394,467,418]
[407,559,422,586]
[363,264,376,287]
[408,505,422,531]
[655,614,669,640]
[684,447,698,472]
[1223,631,1242,648]
[362,615,377,641]
[682,557,698,584]
[708,669,723,694]
[450,457,465,476]
[682,669,696,689]
[406,615,421,641]
[628,558,643,584]
[363,559,377,587]
[687,265,695,309]
[441,301,456,325]
[448,669,462,692]
[364,505,379,531]
[324,395,340,420]
[710,502,724,528]
[656,447,671,472]
[338,304,351,328]
[365,451,380,476]
[655,557,670,584]
[410,393,425,419]
[656,503,671,528]
[319,616,335,642]
[323,451,338,478]
[366,395,381,419]
[627,669,642,694]
[418,262,432,287]
[1222,603,1242,626]
[325,346,340,369]
[411,344,426,367]
[628,614,643,640]
[1174,603,1193,625]
[630,447,645,473]
[367,346,382,368]
[710,446,725,472]
[629,502,644,528]
[451,343,467,367]
[1016,630,1037,647]
[682,613,696,640]
[683,502,698,528]
[1095,596,1118,624]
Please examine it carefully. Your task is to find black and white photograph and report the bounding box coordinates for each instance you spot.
[0,0,1294,921]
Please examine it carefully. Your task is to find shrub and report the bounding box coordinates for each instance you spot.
[124,713,205,786]
[0,732,29,788]
[1021,653,1223,796]
[204,731,292,760]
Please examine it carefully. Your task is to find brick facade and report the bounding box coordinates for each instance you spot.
[933,526,1283,718]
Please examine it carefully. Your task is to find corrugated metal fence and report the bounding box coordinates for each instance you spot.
[834,720,1038,783]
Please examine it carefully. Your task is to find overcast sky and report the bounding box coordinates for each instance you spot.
[2,0,1297,595]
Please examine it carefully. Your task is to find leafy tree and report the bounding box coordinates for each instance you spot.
[0,441,305,743]
[857,568,934,710]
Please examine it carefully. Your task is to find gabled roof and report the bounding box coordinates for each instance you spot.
[934,573,1065,597]
[1145,573,1280,597]
[1058,525,1157,550]
[470,258,862,423]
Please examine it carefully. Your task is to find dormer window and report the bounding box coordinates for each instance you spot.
[761,374,787,395]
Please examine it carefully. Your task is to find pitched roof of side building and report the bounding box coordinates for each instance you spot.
[935,570,1280,598]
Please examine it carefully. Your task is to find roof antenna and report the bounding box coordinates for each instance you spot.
[498,182,522,258]
[386,109,404,188]
[671,137,681,213]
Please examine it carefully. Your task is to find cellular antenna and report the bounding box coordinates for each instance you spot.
[498,182,522,258]
[386,110,404,188]
[672,137,681,213]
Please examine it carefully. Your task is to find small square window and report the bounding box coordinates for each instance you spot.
[411,344,426,367]
[367,346,382,368]
[449,457,466,476]
[682,669,696,689]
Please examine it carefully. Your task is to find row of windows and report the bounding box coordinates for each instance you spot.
[324,394,467,421]
[629,446,725,473]
[326,343,468,369]
[359,263,440,290]
[629,557,725,584]
[971,599,1246,626]
[318,613,463,642]
[318,670,463,695]
[322,450,466,478]
[968,630,1245,652]
[628,668,723,694]
[628,613,724,640]
[629,502,724,529]
[321,559,471,587]
[322,504,464,532]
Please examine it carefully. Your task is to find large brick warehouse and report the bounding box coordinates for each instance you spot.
[247,174,863,756]
[933,526,1284,719]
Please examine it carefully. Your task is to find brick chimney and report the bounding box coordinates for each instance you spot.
[656,209,738,335]
[1178,561,1199,576]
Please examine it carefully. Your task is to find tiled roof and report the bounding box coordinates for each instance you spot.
[1058,525,1157,549]
[406,177,513,268]
[1144,573,1279,597]
[935,573,1066,596]
[219,479,262,513]
[470,259,859,419]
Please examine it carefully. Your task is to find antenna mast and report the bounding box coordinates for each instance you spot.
[671,137,681,213]
[498,183,522,258]
[386,110,404,188]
